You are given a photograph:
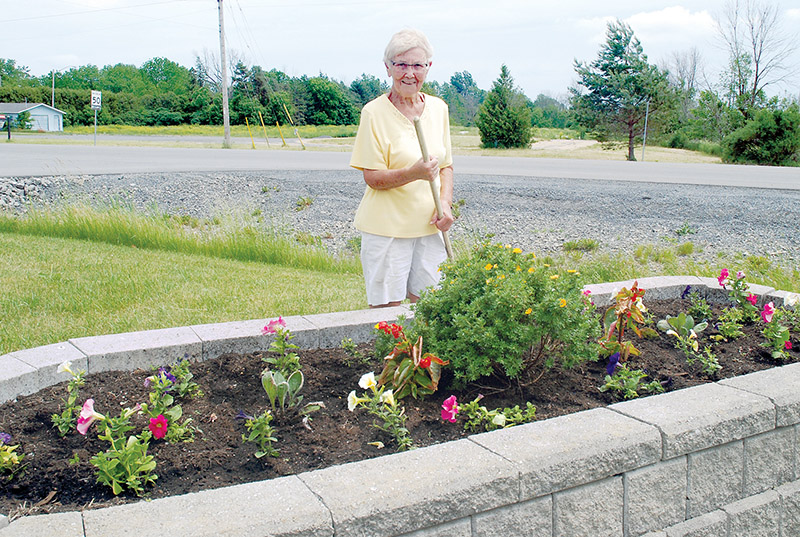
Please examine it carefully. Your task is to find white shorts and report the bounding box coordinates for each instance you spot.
[360,232,446,306]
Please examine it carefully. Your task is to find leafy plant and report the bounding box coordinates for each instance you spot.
[262,317,301,376]
[374,321,448,400]
[295,196,314,211]
[715,307,746,341]
[675,221,696,236]
[456,395,536,432]
[82,402,158,496]
[340,337,369,367]
[563,238,599,252]
[51,361,86,437]
[140,367,197,443]
[414,242,600,386]
[0,433,25,481]
[348,373,413,452]
[170,358,204,399]
[657,312,708,340]
[599,281,658,362]
[761,302,792,360]
[599,364,664,400]
[240,410,279,458]
[261,369,321,418]
[717,268,759,321]
[686,289,713,322]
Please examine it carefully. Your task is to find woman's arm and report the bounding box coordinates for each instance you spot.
[431,165,454,232]
[362,156,441,190]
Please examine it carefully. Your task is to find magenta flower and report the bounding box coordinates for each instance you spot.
[441,395,459,423]
[746,294,758,306]
[736,271,745,280]
[77,399,105,435]
[149,415,168,440]
[786,341,793,351]
[717,268,729,287]
[262,316,286,335]
[762,302,775,323]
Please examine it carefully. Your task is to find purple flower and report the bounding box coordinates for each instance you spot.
[159,368,177,384]
[606,353,621,376]
[681,285,691,300]
[235,410,255,421]
[0,432,11,445]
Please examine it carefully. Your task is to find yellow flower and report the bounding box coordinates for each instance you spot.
[567,269,578,274]
[550,274,559,280]
[528,267,535,273]
[505,244,511,249]
[498,274,505,280]
[559,298,567,307]
[485,263,493,270]
[524,308,532,315]
[516,265,521,271]
[544,263,550,268]
[486,278,492,284]
[512,248,522,254]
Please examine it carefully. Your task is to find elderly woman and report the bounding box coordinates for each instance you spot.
[350,28,454,308]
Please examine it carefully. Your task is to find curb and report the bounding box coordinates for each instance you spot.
[0,275,797,536]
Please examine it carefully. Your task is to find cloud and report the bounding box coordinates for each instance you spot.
[625,6,716,51]
[787,8,800,20]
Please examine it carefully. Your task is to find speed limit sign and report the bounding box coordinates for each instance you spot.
[90,90,102,110]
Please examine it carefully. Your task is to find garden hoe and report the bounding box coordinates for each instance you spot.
[413,117,454,259]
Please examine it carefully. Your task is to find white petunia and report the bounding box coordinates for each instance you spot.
[358,372,377,391]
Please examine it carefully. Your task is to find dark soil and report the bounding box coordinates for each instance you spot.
[0,298,796,520]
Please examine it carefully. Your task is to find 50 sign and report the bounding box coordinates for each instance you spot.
[90,90,102,110]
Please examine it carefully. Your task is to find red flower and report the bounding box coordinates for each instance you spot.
[746,294,758,306]
[149,415,168,440]
[786,341,793,351]
[419,355,432,369]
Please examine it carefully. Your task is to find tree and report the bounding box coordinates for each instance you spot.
[303,76,358,125]
[723,105,800,166]
[475,65,532,148]
[0,59,33,87]
[349,74,386,107]
[570,20,672,160]
[715,0,797,119]
[530,94,571,129]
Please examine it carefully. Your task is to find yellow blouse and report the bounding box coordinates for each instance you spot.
[350,93,452,238]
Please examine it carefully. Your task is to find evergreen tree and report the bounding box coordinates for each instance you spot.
[570,20,672,161]
[475,65,532,148]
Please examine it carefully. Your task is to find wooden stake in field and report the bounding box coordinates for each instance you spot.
[413,117,453,259]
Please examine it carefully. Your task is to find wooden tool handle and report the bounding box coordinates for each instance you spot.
[413,117,453,259]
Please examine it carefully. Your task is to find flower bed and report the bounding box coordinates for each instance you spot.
[0,273,798,536]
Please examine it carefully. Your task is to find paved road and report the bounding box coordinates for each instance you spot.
[2,142,799,190]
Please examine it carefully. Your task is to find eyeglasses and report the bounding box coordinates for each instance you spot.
[391,61,429,72]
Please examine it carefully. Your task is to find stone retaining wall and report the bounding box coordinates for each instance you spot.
[1,276,799,537]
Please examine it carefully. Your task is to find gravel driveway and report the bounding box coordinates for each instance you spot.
[2,169,799,266]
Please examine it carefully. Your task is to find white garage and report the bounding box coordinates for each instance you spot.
[0,103,66,132]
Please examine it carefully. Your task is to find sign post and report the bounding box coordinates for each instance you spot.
[90,90,102,146]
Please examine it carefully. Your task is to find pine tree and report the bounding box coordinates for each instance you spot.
[475,65,532,149]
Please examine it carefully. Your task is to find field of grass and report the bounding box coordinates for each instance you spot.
[1,204,798,356]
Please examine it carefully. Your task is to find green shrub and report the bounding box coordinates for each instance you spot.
[413,242,600,386]
[723,106,800,166]
[475,65,532,149]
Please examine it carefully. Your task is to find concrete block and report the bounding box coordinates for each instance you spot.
[82,476,333,537]
[190,316,314,361]
[663,510,727,537]
[470,408,660,499]
[723,489,781,537]
[472,496,552,537]
[0,511,84,537]
[633,275,705,301]
[610,382,774,459]
[0,515,6,530]
[720,362,800,427]
[625,457,687,536]
[744,427,795,494]
[687,441,743,517]
[9,341,87,388]
[298,439,518,537]
[693,276,734,305]
[396,519,471,537]
[553,476,623,537]
[776,479,800,536]
[303,305,413,349]
[70,326,202,373]
[0,354,40,404]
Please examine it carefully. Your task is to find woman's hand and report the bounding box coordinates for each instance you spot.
[410,156,440,182]
[430,201,454,232]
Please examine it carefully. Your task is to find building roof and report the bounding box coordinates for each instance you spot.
[0,103,66,115]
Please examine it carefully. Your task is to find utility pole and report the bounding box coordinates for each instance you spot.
[218,0,231,148]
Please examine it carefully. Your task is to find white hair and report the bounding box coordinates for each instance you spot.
[383,28,434,64]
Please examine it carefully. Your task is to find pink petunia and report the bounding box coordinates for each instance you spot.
[77,399,105,435]
[746,294,758,306]
[262,316,286,335]
[762,302,775,323]
[717,268,729,287]
[736,271,746,280]
[149,415,168,440]
[441,395,458,423]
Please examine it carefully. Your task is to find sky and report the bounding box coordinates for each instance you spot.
[4,0,800,100]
